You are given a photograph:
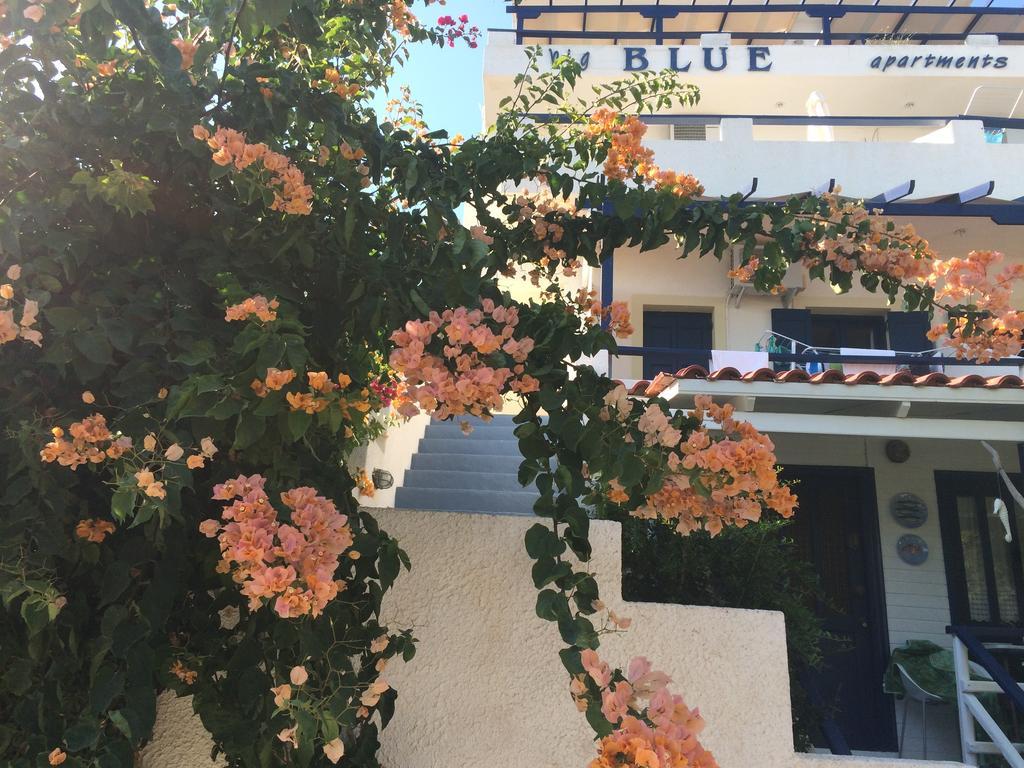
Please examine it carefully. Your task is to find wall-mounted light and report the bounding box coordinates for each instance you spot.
[372,469,394,490]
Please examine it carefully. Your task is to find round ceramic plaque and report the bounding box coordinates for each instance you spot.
[890,492,928,529]
[897,534,929,566]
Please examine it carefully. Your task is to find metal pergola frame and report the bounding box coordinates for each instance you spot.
[504,0,1023,46]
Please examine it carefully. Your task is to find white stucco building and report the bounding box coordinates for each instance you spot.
[479,1,1024,764]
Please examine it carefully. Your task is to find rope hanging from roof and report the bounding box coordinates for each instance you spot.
[980,440,1020,543]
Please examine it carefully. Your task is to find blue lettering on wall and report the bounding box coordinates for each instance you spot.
[538,46,1005,74]
[624,47,649,71]
[703,46,728,72]
[668,47,691,72]
[748,46,772,72]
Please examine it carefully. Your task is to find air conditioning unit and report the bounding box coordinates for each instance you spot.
[671,124,708,142]
[728,245,805,307]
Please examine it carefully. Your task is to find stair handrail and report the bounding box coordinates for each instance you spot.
[948,624,1024,767]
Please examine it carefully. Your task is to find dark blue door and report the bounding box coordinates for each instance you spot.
[642,311,712,380]
[783,466,897,753]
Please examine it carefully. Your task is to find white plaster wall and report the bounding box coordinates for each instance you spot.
[349,413,429,509]
[140,508,967,768]
[484,34,1024,123]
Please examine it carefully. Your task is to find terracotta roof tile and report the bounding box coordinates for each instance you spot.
[644,373,676,397]
[913,372,951,386]
[984,375,1024,389]
[947,374,988,388]
[628,380,651,396]
[776,369,811,383]
[741,367,778,382]
[809,369,846,384]
[675,365,710,380]
[633,365,1023,398]
[708,367,742,381]
[845,371,883,385]
[879,371,917,386]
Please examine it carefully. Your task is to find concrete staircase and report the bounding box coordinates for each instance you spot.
[394,415,539,516]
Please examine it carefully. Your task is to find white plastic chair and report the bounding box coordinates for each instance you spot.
[897,663,946,759]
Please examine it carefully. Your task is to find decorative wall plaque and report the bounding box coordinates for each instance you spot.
[885,439,910,463]
[897,534,929,566]
[891,492,928,529]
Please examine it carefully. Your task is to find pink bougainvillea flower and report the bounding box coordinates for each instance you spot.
[23,4,45,21]
[270,683,292,707]
[323,737,345,764]
[276,726,298,748]
[289,665,308,685]
[6,264,21,280]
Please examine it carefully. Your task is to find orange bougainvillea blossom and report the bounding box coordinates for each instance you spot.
[389,298,540,420]
[603,390,796,536]
[574,289,635,339]
[585,108,703,199]
[193,125,313,215]
[926,250,1024,362]
[0,263,42,347]
[581,651,718,768]
[225,294,279,323]
[202,475,354,619]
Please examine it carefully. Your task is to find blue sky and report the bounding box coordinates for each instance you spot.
[377,0,509,138]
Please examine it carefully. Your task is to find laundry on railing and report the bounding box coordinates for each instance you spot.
[710,350,770,373]
[840,348,898,376]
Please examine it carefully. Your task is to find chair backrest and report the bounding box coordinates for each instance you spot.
[969,660,994,681]
[896,663,945,704]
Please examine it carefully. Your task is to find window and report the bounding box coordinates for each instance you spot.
[810,314,887,350]
[642,310,712,380]
[937,472,1024,626]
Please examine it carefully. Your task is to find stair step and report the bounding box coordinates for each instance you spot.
[410,452,523,473]
[417,438,520,456]
[402,469,526,493]
[432,414,518,428]
[394,487,538,516]
[424,423,519,440]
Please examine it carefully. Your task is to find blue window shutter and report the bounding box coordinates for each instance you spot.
[886,311,932,353]
[770,309,811,346]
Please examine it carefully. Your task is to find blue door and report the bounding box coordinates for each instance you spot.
[642,311,712,380]
[783,466,897,753]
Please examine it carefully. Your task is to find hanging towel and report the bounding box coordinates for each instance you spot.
[840,347,897,376]
[710,350,770,374]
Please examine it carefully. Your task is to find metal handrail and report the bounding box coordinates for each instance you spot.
[524,113,1024,131]
[950,626,1024,713]
[948,625,1024,767]
[611,344,1024,368]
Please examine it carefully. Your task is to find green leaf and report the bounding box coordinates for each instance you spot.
[110,486,136,523]
[531,558,572,589]
[20,596,50,637]
[233,414,266,450]
[524,523,564,560]
[559,647,584,676]
[2,658,32,695]
[286,409,312,442]
[64,720,101,751]
[252,0,291,28]
[74,331,114,365]
[99,561,131,606]
[90,665,125,715]
[409,289,430,317]
[535,589,568,622]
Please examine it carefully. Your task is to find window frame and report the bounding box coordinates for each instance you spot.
[936,470,1024,628]
[809,313,888,350]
